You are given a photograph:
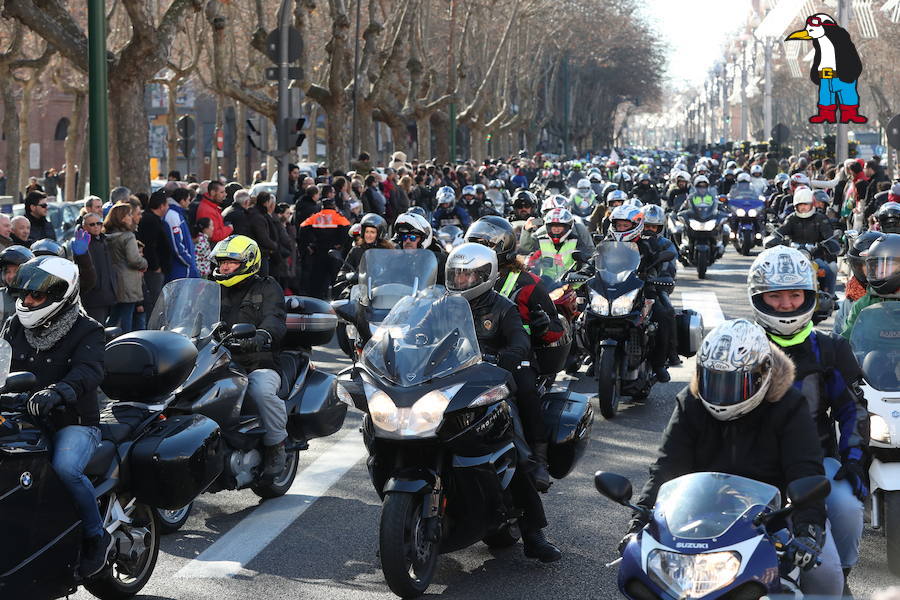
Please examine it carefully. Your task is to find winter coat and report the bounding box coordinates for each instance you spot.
[106,230,147,303]
[196,196,233,244]
[25,213,56,243]
[248,205,281,260]
[220,275,286,371]
[137,211,172,273]
[772,212,834,247]
[80,233,118,309]
[222,203,252,237]
[164,202,199,281]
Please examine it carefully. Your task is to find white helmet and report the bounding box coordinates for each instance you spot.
[545,208,575,243]
[436,186,456,207]
[11,256,80,329]
[623,197,643,208]
[792,187,815,218]
[576,178,592,197]
[693,175,710,187]
[696,319,774,421]
[608,205,644,243]
[747,247,817,336]
[736,172,751,183]
[393,212,433,248]
[446,242,498,301]
[750,164,763,176]
[541,194,568,215]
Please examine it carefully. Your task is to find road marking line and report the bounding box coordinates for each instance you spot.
[681,291,725,328]
[175,429,366,579]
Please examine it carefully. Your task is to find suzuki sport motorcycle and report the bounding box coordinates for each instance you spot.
[849,302,900,575]
[727,193,766,255]
[595,470,831,599]
[1,335,224,599]
[674,198,730,279]
[136,278,346,532]
[337,288,592,598]
[332,249,437,360]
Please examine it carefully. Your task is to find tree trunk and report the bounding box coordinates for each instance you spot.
[108,75,149,192]
[326,100,349,171]
[1,82,21,199]
[432,111,449,164]
[469,123,486,163]
[18,79,35,192]
[64,91,86,202]
[235,101,246,185]
[305,103,317,162]
[416,115,431,162]
[107,99,121,188]
[78,126,89,199]
[390,121,407,156]
[210,94,225,180]
[356,103,375,162]
[167,81,178,176]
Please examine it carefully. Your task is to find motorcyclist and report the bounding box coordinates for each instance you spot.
[875,201,900,233]
[568,178,596,218]
[431,186,472,230]
[0,245,34,316]
[565,161,583,187]
[748,248,869,591]
[335,213,393,295]
[465,216,566,491]
[641,204,679,366]
[459,185,482,220]
[526,208,585,281]
[445,242,561,562]
[606,205,675,382]
[593,189,628,234]
[718,169,737,196]
[765,188,838,294]
[545,168,567,195]
[509,189,538,225]
[211,235,289,480]
[665,171,691,212]
[521,197,592,256]
[749,164,768,196]
[840,233,900,339]
[775,173,812,218]
[393,212,447,284]
[623,319,843,597]
[728,172,755,199]
[632,173,660,206]
[589,171,604,197]
[2,256,108,577]
[834,231,884,336]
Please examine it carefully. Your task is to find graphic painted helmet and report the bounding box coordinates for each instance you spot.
[747,246,817,336]
[608,205,644,243]
[436,186,456,208]
[541,194,569,216]
[545,208,574,244]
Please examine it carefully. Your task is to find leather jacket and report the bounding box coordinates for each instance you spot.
[468,290,531,372]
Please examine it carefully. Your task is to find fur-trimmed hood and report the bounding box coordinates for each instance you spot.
[689,343,796,404]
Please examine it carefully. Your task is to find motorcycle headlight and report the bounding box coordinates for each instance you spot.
[689,219,716,231]
[589,289,609,315]
[648,549,741,598]
[871,414,891,444]
[366,384,460,438]
[368,390,400,433]
[610,289,640,316]
[735,208,746,217]
[747,209,758,217]
[469,384,511,408]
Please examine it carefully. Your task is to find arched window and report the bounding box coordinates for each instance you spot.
[54,117,70,141]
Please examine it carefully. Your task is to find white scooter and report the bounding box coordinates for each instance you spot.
[847,301,900,575]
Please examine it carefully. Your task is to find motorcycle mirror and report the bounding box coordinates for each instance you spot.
[230,323,257,340]
[594,471,633,505]
[786,475,831,509]
[3,372,37,394]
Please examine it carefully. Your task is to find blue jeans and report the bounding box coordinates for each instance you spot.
[818,78,860,106]
[108,302,135,333]
[53,426,103,538]
[814,259,836,295]
[824,456,864,568]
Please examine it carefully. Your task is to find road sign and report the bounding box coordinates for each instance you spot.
[887,114,900,149]
[216,129,224,151]
[265,28,303,63]
[771,123,791,145]
[266,67,303,81]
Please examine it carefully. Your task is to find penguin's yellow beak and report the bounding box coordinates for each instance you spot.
[785,29,812,41]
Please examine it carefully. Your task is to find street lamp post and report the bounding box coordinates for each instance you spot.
[88,0,110,200]
[835,0,850,164]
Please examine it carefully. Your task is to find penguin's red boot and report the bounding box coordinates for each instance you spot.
[839,105,868,124]
[808,104,837,124]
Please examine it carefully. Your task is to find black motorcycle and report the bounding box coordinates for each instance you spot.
[124,278,347,532]
[574,242,702,419]
[337,288,592,598]
[1,335,224,599]
[675,197,729,278]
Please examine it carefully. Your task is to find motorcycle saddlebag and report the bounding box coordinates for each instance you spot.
[283,296,338,349]
[676,308,703,358]
[129,414,224,509]
[541,391,593,479]
[286,367,348,441]
[102,330,198,402]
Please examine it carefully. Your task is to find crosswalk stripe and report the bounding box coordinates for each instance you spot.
[680,291,725,328]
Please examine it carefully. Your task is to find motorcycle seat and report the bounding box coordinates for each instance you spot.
[85,440,117,476]
[277,352,307,399]
[99,402,151,443]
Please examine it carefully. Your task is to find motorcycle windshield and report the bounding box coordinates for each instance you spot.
[687,201,716,220]
[593,242,641,285]
[148,279,221,339]
[656,472,781,540]
[0,339,11,388]
[362,288,481,387]
[849,303,900,391]
[359,249,438,311]
[728,196,764,210]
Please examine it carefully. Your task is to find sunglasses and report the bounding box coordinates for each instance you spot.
[85,222,102,227]
[400,233,420,242]
[805,16,833,26]
[38,203,48,208]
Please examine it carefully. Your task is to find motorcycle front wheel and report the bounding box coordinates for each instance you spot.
[887,491,900,575]
[379,492,439,598]
[596,347,619,419]
[739,230,754,255]
[696,249,709,279]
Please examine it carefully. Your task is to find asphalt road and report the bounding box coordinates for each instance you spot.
[75,248,899,600]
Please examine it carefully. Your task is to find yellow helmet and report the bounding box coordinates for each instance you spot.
[211,235,261,287]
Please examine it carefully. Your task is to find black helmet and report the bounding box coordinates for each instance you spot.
[358,213,388,242]
[0,245,35,269]
[30,239,67,259]
[865,233,900,298]
[848,231,884,284]
[406,206,427,219]
[464,216,518,264]
[512,190,536,210]
[876,202,900,234]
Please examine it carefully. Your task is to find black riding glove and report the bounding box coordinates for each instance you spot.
[529,310,550,338]
[788,523,824,571]
[835,448,869,501]
[228,330,272,354]
[618,517,647,556]
[27,388,64,418]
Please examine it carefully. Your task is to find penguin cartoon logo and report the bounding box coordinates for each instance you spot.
[785,13,867,125]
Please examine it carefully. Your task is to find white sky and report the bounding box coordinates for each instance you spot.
[640,0,753,89]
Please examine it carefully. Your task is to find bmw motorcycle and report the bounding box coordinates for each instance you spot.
[674,198,730,279]
[727,192,766,255]
[132,278,346,532]
[0,336,224,599]
[337,288,592,598]
[595,470,831,599]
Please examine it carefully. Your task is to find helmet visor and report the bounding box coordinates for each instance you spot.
[10,266,68,302]
[698,366,767,407]
[446,264,492,293]
[867,256,900,282]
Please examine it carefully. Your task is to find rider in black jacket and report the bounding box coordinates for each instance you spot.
[446,242,561,563]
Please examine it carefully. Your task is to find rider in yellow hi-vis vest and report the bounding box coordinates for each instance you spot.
[529,208,578,282]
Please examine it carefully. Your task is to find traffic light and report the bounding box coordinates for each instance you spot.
[280,117,306,151]
[176,116,195,158]
[247,118,265,153]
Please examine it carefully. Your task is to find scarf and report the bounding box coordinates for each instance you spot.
[23,303,80,351]
[845,276,867,302]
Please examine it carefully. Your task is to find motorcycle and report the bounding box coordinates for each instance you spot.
[727,193,766,255]
[337,287,592,598]
[436,225,464,254]
[131,278,346,532]
[1,334,224,598]
[594,470,831,599]
[848,302,900,575]
[674,198,730,279]
[332,249,438,360]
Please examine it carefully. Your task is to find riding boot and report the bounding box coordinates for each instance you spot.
[522,528,562,562]
[532,443,551,492]
[842,567,853,598]
[263,440,287,480]
[79,531,112,578]
[653,365,671,383]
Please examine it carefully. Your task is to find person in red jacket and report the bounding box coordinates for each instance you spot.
[196,181,233,243]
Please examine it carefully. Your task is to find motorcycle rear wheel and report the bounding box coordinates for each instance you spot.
[597,348,619,419]
[252,449,300,499]
[379,493,439,598]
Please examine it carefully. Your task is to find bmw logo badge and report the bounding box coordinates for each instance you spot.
[19,472,32,489]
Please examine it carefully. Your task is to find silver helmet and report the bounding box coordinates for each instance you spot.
[446,242,498,301]
[747,247,817,336]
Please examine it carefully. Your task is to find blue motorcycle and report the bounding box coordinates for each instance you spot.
[727,194,766,255]
[594,470,830,599]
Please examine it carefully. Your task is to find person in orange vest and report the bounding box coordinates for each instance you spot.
[299,197,351,299]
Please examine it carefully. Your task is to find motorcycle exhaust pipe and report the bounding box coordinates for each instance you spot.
[871,490,882,529]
